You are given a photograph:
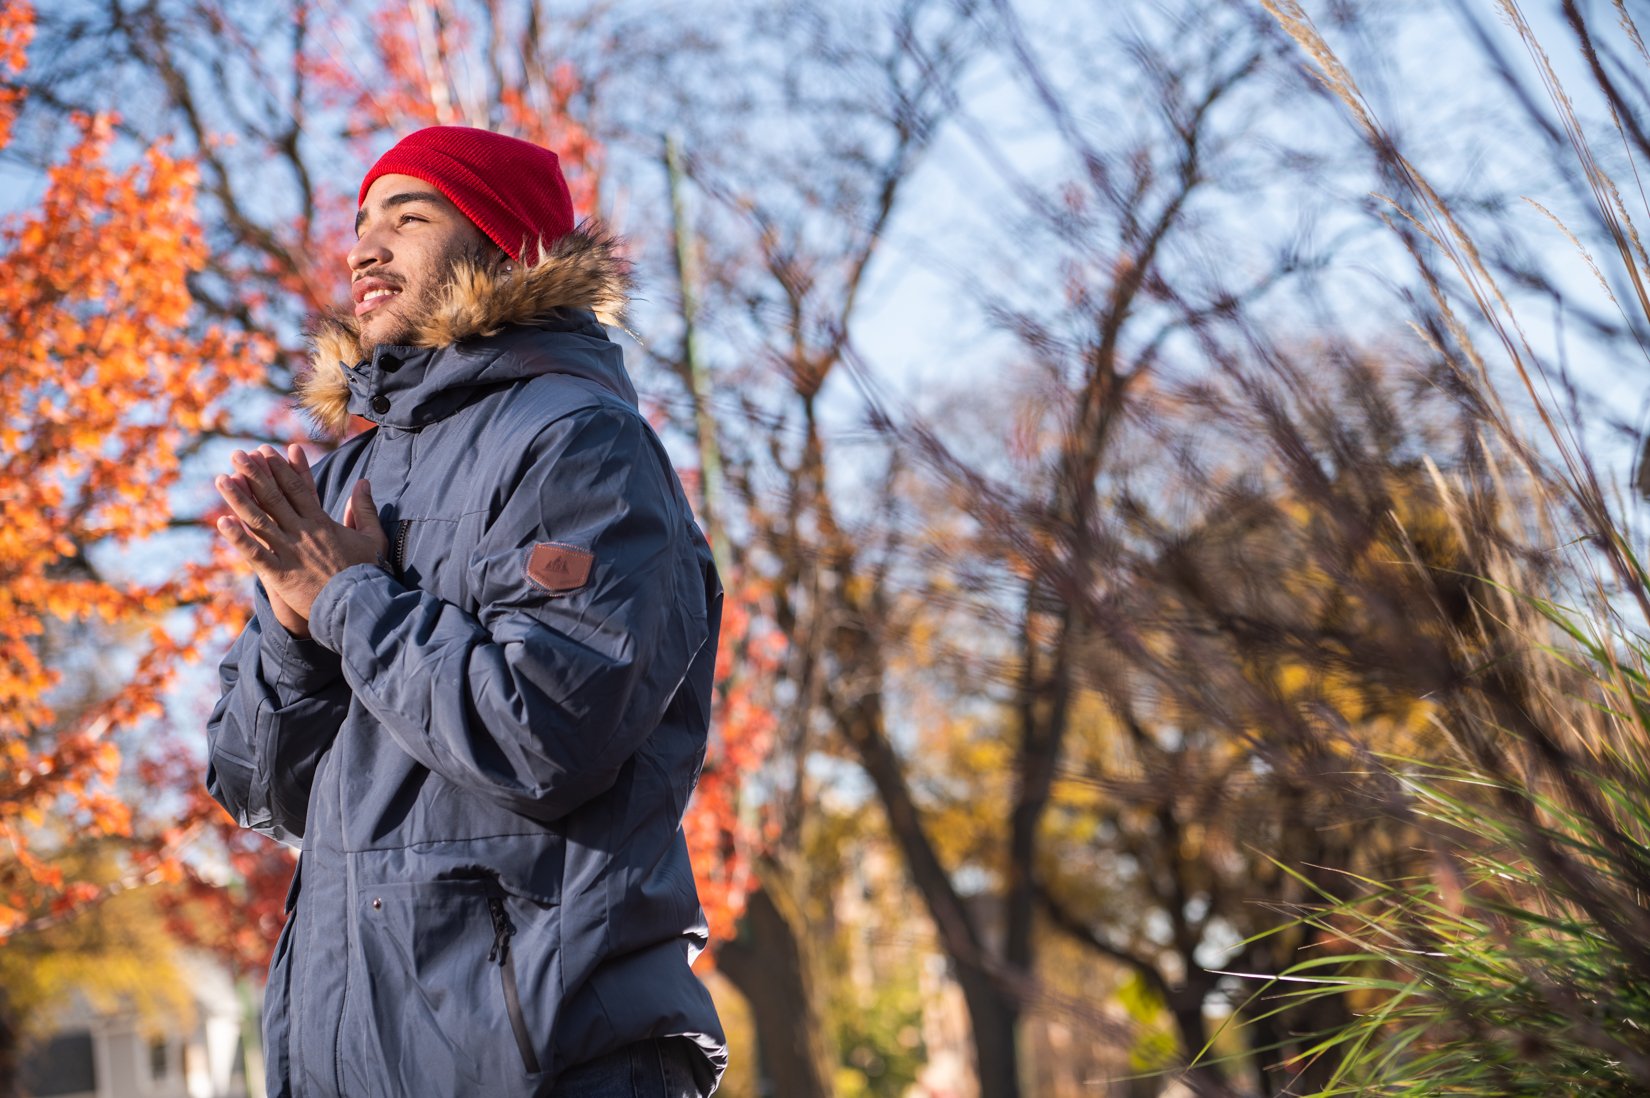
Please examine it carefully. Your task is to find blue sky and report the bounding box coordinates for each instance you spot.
[12,0,1650,762]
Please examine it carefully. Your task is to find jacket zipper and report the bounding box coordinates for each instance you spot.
[392,519,412,574]
[487,892,542,1074]
[334,739,352,1094]
[335,431,382,1097]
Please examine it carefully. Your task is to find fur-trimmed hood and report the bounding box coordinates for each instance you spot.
[298,224,633,437]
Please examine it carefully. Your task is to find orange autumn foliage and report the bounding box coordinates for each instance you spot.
[0,3,265,937]
[346,0,601,214]
[0,1,28,149]
[688,575,783,944]
[3,0,769,972]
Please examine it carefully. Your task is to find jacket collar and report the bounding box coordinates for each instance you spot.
[298,224,633,436]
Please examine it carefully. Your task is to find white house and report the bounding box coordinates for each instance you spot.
[17,954,261,1098]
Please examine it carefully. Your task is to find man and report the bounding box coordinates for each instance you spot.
[205,126,725,1098]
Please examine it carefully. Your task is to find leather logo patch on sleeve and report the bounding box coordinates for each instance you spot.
[526,542,594,593]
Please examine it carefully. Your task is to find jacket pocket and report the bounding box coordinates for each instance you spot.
[352,872,557,1097]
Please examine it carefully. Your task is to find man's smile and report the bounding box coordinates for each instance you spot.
[353,277,403,316]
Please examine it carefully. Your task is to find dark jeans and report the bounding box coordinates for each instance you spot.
[548,1037,706,1098]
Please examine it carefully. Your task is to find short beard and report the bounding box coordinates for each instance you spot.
[361,239,507,348]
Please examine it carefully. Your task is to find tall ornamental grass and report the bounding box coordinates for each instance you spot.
[1242,1,1650,1090]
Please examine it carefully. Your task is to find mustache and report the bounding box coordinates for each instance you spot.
[352,247,499,286]
[350,244,507,306]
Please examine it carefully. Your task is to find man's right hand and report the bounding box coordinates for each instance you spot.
[231,443,320,639]
[268,586,312,639]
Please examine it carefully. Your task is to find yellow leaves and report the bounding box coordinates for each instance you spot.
[1273,659,1367,723]
[956,729,1010,775]
[1116,972,1178,1072]
[1048,771,1105,815]
[1276,661,1313,697]
[0,872,196,1038]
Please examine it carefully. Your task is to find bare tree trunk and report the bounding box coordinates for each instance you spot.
[715,881,834,1098]
[952,966,1021,1098]
[0,989,18,1098]
[833,664,1024,1098]
[1166,991,1237,1098]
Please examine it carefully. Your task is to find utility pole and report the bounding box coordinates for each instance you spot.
[663,132,731,571]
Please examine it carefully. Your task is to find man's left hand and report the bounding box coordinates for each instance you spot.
[215,445,388,621]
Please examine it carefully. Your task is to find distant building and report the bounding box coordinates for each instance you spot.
[17,954,259,1098]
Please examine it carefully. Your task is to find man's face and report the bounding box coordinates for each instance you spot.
[348,172,497,348]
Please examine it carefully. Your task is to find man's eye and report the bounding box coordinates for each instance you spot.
[398,214,424,226]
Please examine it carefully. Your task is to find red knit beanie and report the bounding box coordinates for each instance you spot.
[359,126,575,263]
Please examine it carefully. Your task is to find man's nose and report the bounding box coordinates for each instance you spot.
[348,229,390,272]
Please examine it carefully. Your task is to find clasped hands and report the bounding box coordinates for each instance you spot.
[214,445,387,638]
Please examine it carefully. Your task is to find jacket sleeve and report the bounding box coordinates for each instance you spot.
[305,405,708,823]
[204,582,353,846]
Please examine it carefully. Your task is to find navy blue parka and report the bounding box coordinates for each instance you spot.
[205,227,726,1097]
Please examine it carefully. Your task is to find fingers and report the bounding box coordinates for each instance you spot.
[286,443,318,497]
[231,449,302,528]
[215,515,277,568]
[341,478,362,528]
[215,472,286,550]
[346,479,387,548]
[256,444,321,517]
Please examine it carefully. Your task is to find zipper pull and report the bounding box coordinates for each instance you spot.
[487,895,514,966]
[391,519,411,575]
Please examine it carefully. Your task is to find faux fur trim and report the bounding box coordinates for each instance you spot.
[297,223,632,437]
